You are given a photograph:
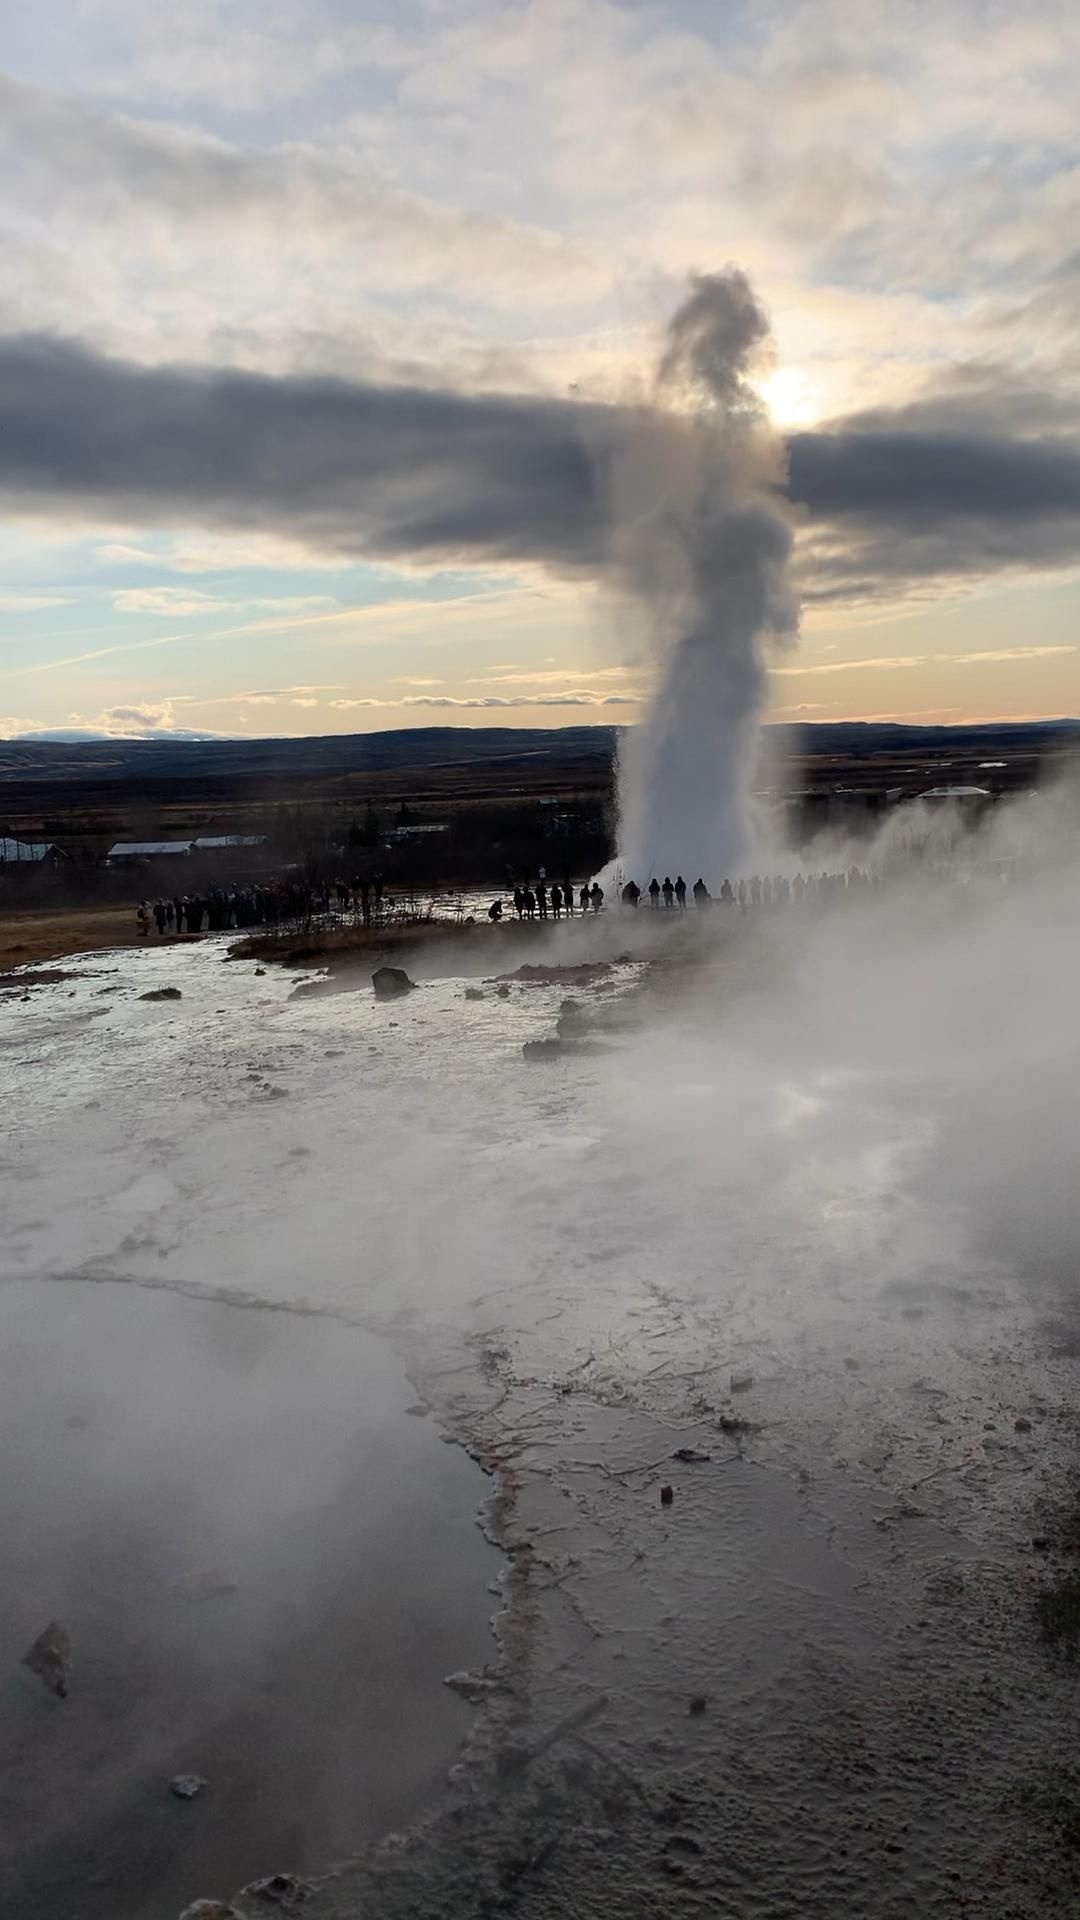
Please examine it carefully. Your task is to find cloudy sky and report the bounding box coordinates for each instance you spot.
[2,0,1079,740]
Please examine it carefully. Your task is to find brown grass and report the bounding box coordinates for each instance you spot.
[0,904,144,968]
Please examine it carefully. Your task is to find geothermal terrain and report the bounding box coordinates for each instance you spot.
[3,795,1080,1918]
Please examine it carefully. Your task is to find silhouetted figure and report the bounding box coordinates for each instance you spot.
[551,884,563,919]
[662,877,674,909]
[513,887,525,919]
[719,878,734,905]
[537,881,548,919]
[590,883,603,912]
[153,900,166,936]
[648,877,661,908]
[674,876,686,911]
[563,872,574,915]
[579,884,590,913]
[621,880,641,907]
[524,887,537,919]
[693,877,709,907]
[488,899,503,921]
[137,901,150,938]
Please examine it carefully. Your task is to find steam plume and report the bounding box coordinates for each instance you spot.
[611,270,797,886]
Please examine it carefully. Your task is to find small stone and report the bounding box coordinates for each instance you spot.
[139,987,182,1002]
[1014,1417,1033,1433]
[689,1695,708,1716]
[660,1484,674,1507]
[443,1669,499,1702]
[171,1774,208,1800]
[673,1447,711,1463]
[243,1873,311,1907]
[730,1371,754,1394]
[180,1903,241,1920]
[22,1621,71,1698]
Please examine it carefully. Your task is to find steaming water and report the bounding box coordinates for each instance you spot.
[3,866,1080,1914]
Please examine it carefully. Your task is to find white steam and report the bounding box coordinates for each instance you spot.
[611,270,796,888]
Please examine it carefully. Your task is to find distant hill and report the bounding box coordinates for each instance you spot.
[0,725,621,786]
[0,719,1076,788]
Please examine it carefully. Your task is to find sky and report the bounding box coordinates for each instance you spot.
[1,0,1079,741]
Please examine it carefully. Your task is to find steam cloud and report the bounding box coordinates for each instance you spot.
[610,271,797,886]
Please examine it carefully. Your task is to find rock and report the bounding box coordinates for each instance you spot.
[495,962,612,986]
[254,967,266,976]
[730,1371,754,1394]
[171,1774,208,1799]
[1015,1416,1033,1433]
[372,967,415,999]
[555,999,589,1041]
[444,1668,500,1702]
[496,984,511,999]
[22,1621,71,1697]
[180,1903,240,1920]
[673,1447,711,1463]
[405,1402,429,1417]
[717,1412,753,1436]
[660,1484,674,1507]
[243,1873,311,1907]
[688,1695,708,1716]
[522,1038,566,1062]
[464,986,485,1001]
[139,987,182,1002]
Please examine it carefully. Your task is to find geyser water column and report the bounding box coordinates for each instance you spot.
[611,271,797,888]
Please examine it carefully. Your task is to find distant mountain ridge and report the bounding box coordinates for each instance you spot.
[0,720,1076,786]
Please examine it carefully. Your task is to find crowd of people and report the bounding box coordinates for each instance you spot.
[135,862,878,941]
[615,868,874,910]
[502,873,604,920]
[136,874,390,938]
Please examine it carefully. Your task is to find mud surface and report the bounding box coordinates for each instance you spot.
[2,918,1079,1916]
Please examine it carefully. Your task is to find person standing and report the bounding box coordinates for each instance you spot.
[579,883,590,914]
[563,871,574,915]
[662,876,674,909]
[590,882,604,912]
[648,877,661,908]
[550,883,563,920]
[537,880,548,919]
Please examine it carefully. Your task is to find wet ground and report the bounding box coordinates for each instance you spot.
[0,1281,499,1920]
[2,905,1080,1916]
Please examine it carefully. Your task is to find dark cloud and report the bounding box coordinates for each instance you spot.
[3,332,1080,602]
[0,334,607,570]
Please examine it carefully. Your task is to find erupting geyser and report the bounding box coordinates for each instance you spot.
[611,270,797,887]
